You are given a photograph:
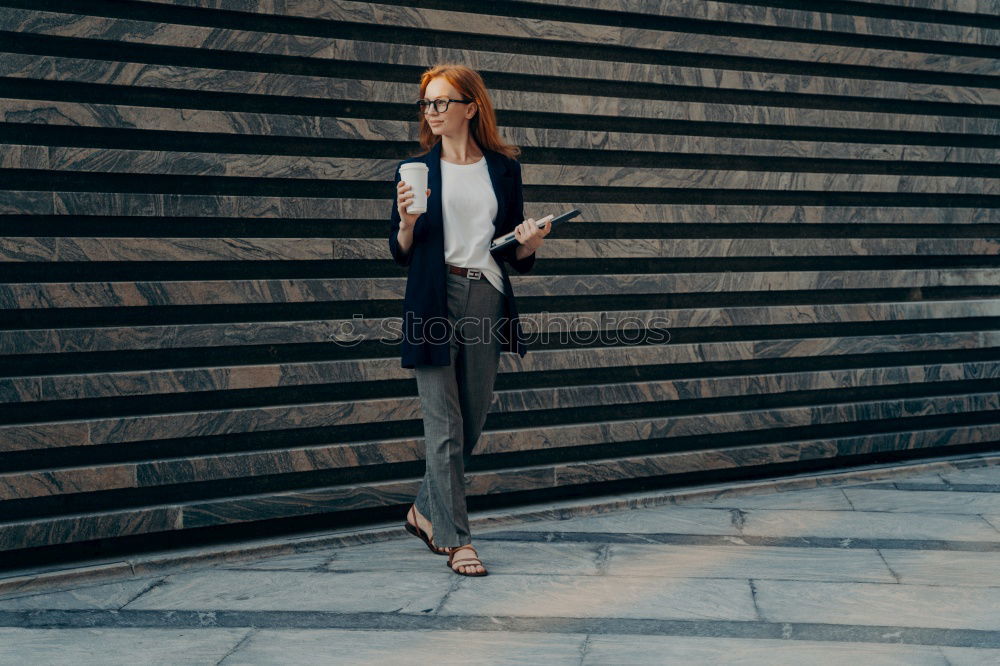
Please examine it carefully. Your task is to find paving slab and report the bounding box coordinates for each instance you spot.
[878,550,1000,587]
[439,574,758,621]
[221,551,333,571]
[939,646,1000,665]
[122,569,453,613]
[0,577,163,610]
[221,628,586,665]
[0,627,249,665]
[674,486,856,510]
[481,506,738,535]
[583,634,959,665]
[499,506,1000,543]
[880,472,950,486]
[604,543,895,582]
[940,469,1000,487]
[842,489,1000,514]
[733,507,1000,542]
[754,579,1000,631]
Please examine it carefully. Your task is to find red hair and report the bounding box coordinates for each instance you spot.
[410,63,521,161]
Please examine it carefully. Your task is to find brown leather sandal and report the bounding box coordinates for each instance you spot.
[404,505,449,555]
[446,544,488,576]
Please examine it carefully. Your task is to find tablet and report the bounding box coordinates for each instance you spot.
[489,208,581,253]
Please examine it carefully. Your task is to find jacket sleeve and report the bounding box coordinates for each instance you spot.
[388,163,418,267]
[494,159,536,274]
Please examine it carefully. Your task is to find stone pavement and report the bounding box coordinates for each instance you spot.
[0,458,998,664]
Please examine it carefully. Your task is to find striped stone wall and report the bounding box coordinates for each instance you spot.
[1,0,998,566]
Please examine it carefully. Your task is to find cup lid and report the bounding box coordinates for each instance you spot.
[399,162,428,171]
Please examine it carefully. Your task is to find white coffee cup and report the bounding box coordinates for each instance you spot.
[399,163,429,214]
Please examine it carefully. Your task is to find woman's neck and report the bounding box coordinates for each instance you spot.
[440,135,483,164]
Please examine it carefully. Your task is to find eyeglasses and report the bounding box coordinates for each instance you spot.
[416,97,473,114]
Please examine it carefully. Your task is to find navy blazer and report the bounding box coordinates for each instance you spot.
[388,140,535,368]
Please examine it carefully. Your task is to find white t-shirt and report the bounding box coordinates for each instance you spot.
[440,156,505,295]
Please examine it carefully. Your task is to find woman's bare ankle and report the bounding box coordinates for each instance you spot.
[412,505,433,537]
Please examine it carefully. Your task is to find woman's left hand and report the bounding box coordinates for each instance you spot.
[514,214,553,253]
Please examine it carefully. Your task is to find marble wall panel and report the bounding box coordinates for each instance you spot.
[0,507,180,551]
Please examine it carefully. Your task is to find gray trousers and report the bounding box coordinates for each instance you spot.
[412,270,505,547]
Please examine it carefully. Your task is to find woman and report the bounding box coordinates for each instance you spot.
[389,64,550,576]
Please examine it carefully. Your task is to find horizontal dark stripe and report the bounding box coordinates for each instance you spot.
[482,530,1000,552]
[5,124,1000,177]
[403,0,1000,33]
[1,292,997,338]
[711,0,1000,31]
[0,302,1000,356]
[4,0,999,58]
[0,218,999,240]
[0,282,997,329]
[0,609,996,648]
[1,169,998,207]
[3,256,999,284]
[2,341,998,391]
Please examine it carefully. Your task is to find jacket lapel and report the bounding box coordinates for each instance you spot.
[426,141,443,234]
[484,148,511,229]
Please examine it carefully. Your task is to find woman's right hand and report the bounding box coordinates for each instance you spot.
[396,181,431,232]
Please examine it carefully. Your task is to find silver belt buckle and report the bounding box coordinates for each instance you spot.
[466,268,482,279]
